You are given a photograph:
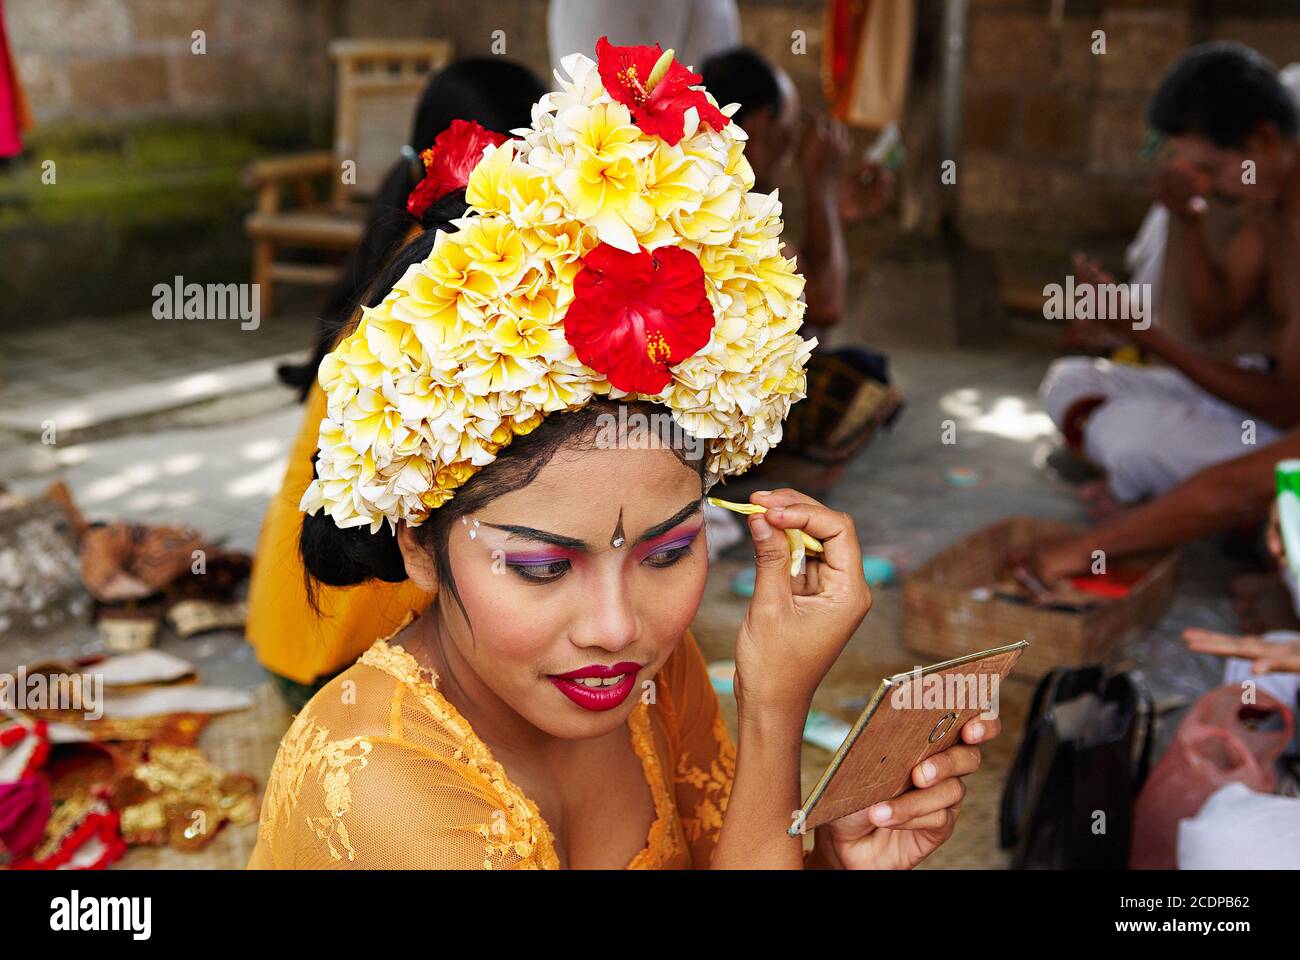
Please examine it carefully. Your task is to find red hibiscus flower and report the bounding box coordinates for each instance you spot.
[407,119,508,218]
[595,36,729,146]
[563,243,715,394]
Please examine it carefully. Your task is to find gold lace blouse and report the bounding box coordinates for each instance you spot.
[247,626,735,869]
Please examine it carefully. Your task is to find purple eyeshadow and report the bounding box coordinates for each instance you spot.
[500,524,702,566]
[503,553,570,566]
[644,525,702,555]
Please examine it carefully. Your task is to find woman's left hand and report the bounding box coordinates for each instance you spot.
[818,717,1002,869]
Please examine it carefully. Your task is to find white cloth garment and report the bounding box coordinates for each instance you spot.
[547,0,740,78]
[1125,203,1169,316]
[1177,782,1300,869]
[1039,357,1283,503]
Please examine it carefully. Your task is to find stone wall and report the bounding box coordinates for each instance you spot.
[8,0,1300,320]
[8,0,827,124]
[8,0,334,120]
[959,0,1300,255]
[1,0,830,324]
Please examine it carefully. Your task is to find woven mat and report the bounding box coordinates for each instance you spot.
[114,682,292,870]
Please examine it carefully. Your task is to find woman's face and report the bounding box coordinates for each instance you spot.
[436,439,708,740]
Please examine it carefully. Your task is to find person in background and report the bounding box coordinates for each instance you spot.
[277,58,547,398]
[1038,43,1300,515]
[700,47,849,346]
[547,0,739,79]
[250,59,545,709]
[699,47,900,490]
[1015,429,1300,600]
[1105,63,1300,360]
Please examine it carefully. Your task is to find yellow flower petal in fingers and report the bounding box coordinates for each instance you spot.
[707,497,824,576]
[706,496,763,515]
[787,529,806,578]
[707,497,825,550]
[798,531,824,553]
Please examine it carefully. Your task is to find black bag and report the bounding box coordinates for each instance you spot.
[999,666,1155,869]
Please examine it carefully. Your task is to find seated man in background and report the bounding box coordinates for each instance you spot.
[700,46,851,346]
[1040,43,1300,512]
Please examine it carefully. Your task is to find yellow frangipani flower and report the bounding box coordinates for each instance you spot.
[464,141,521,216]
[670,179,741,244]
[487,311,565,359]
[458,215,529,286]
[554,101,654,252]
[641,143,709,220]
[425,230,498,305]
[343,386,404,457]
[301,50,814,533]
[459,347,546,396]
[753,255,806,317]
[472,147,567,233]
[523,218,596,263]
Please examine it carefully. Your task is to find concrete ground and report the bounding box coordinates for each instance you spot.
[0,261,1247,868]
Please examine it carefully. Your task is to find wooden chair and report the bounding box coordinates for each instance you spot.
[243,39,453,316]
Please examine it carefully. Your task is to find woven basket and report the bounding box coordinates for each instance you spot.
[902,517,1180,681]
[782,351,902,466]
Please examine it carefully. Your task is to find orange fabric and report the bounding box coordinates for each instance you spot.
[824,0,915,129]
[247,624,736,869]
[244,383,432,684]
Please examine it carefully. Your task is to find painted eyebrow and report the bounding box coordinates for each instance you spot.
[483,497,703,551]
[633,499,705,546]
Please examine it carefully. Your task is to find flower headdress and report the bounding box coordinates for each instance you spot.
[302,39,816,533]
[406,119,508,219]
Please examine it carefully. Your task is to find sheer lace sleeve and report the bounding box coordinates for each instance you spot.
[249,651,558,869]
[252,736,545,869]
[662,628,736,869]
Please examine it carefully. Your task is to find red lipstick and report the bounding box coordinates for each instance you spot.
[548,661,641,711]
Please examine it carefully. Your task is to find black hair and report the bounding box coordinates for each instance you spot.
[299,210,709,628]
[298,194,463,595]
[302,394,708,629]
[286,58,547,399]
[311,188,469,370]
[699,47,784,126]
[404,56,544,152]
[1148,42,1299,150]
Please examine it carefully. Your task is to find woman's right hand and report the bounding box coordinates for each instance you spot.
[733,489,872,718]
